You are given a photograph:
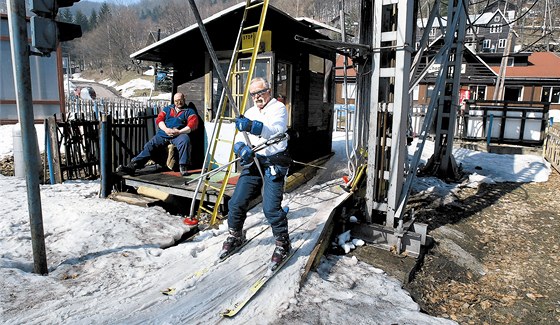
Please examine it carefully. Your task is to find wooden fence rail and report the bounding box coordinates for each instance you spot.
[45,97,168,183]
[410,100,550,146]
[544,123,560,172]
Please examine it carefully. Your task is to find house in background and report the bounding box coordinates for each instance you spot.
[485,51,560,122]
[412,47,560,144]
[412,43,497,106]
[416,9,518,55]
[130,2,337,165]
[333,54,357,130]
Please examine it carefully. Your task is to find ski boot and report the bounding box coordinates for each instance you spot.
[269,234,291,272]
[218,229,246,260]
[179,164,190,177]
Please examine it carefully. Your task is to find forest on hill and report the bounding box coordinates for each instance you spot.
[2,0,558,79]
[54,0,361,80]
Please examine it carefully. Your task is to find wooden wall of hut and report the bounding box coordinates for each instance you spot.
[177,76,206,119]
[288,58,334,165]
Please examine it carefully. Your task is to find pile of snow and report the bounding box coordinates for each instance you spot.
[334,229,365,254]
[99,78,117,88]
[115,78,154,98]
[0,124,45,159]
[143,66,156,76]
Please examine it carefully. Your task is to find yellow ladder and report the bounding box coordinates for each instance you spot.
[193,0,270,225]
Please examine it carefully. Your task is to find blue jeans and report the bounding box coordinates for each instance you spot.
[132,133,191,166]
[227,162,289,238]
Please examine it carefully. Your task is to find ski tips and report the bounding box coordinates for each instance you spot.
[218,250,229,260]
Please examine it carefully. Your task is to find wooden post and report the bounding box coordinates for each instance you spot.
[47,116,63,184]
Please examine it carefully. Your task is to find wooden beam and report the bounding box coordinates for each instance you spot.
[47,116,62,184]
[300,191,352,288]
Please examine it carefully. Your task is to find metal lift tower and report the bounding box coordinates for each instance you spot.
[349,0,469,256]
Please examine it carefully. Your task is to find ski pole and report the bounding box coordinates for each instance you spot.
[184,157,241,185]
[184,132,289,185]
[291,160,327,169]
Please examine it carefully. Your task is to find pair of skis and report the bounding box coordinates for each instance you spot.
[220,207,301,318]
[219,250,295,317]
[162,207,295,317]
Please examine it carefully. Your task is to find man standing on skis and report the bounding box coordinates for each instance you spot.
[220,77,292,269]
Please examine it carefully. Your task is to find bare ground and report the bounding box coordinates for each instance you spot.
[0,155,14,176]
[354,169,560,324]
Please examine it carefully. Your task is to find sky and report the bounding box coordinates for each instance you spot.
[0,104,552,323]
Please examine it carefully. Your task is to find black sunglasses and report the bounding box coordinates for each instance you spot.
[250,88,269,97]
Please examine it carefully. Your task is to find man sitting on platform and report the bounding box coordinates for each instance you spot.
[117,92,199,176]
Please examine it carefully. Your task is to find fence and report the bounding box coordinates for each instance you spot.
[45,97,168,183]
[544,123,560,172]
[333,104,355,131]
[410,100,550,146]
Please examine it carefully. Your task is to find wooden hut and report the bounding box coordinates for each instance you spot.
[130,2,337,165]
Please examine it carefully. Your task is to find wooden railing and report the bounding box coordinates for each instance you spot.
[411,100,550,146]
[544,123,560,172]
[461,100,550,145]
[44,97,169,183]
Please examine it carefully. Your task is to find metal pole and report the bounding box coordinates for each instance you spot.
[66,54,71,98]
[185,0,261,173]
[7,0,48,275]
[487,114,494,146]
[45,120,55,184]
[339,0,357,183]
[99,114,112,198]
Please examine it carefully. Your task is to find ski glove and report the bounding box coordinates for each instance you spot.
[235,115,263,136]
[234,142,255,166]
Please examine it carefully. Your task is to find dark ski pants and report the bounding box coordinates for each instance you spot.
[227,162,289,238]
[132,133,191,167]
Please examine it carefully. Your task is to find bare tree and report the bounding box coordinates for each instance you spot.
[74,6,154,79]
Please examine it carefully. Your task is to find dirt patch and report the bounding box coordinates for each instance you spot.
[355,169,560,324]
[0,155,14,176]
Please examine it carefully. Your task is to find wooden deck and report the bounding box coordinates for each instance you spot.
[121,165,238,203]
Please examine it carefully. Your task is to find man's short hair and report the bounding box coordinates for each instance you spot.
[250,77,270,90]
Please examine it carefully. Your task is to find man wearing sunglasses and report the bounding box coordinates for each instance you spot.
[117,92,199,177]
[220,77,291,270]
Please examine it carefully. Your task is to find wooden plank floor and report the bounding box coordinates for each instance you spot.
[122,165,238,203]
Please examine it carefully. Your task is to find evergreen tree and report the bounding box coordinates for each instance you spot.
[74,10,89,33]
[89,9,99,29]
[139,8,148,20]
[151,5,162,22]
[98,2,111,23]
[59,8,73,23]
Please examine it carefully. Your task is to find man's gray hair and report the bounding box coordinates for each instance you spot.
[250,77,270,89]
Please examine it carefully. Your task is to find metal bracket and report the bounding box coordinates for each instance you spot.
[348,221,427,258]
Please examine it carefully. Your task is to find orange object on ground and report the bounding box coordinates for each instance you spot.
[183,217,199,226]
